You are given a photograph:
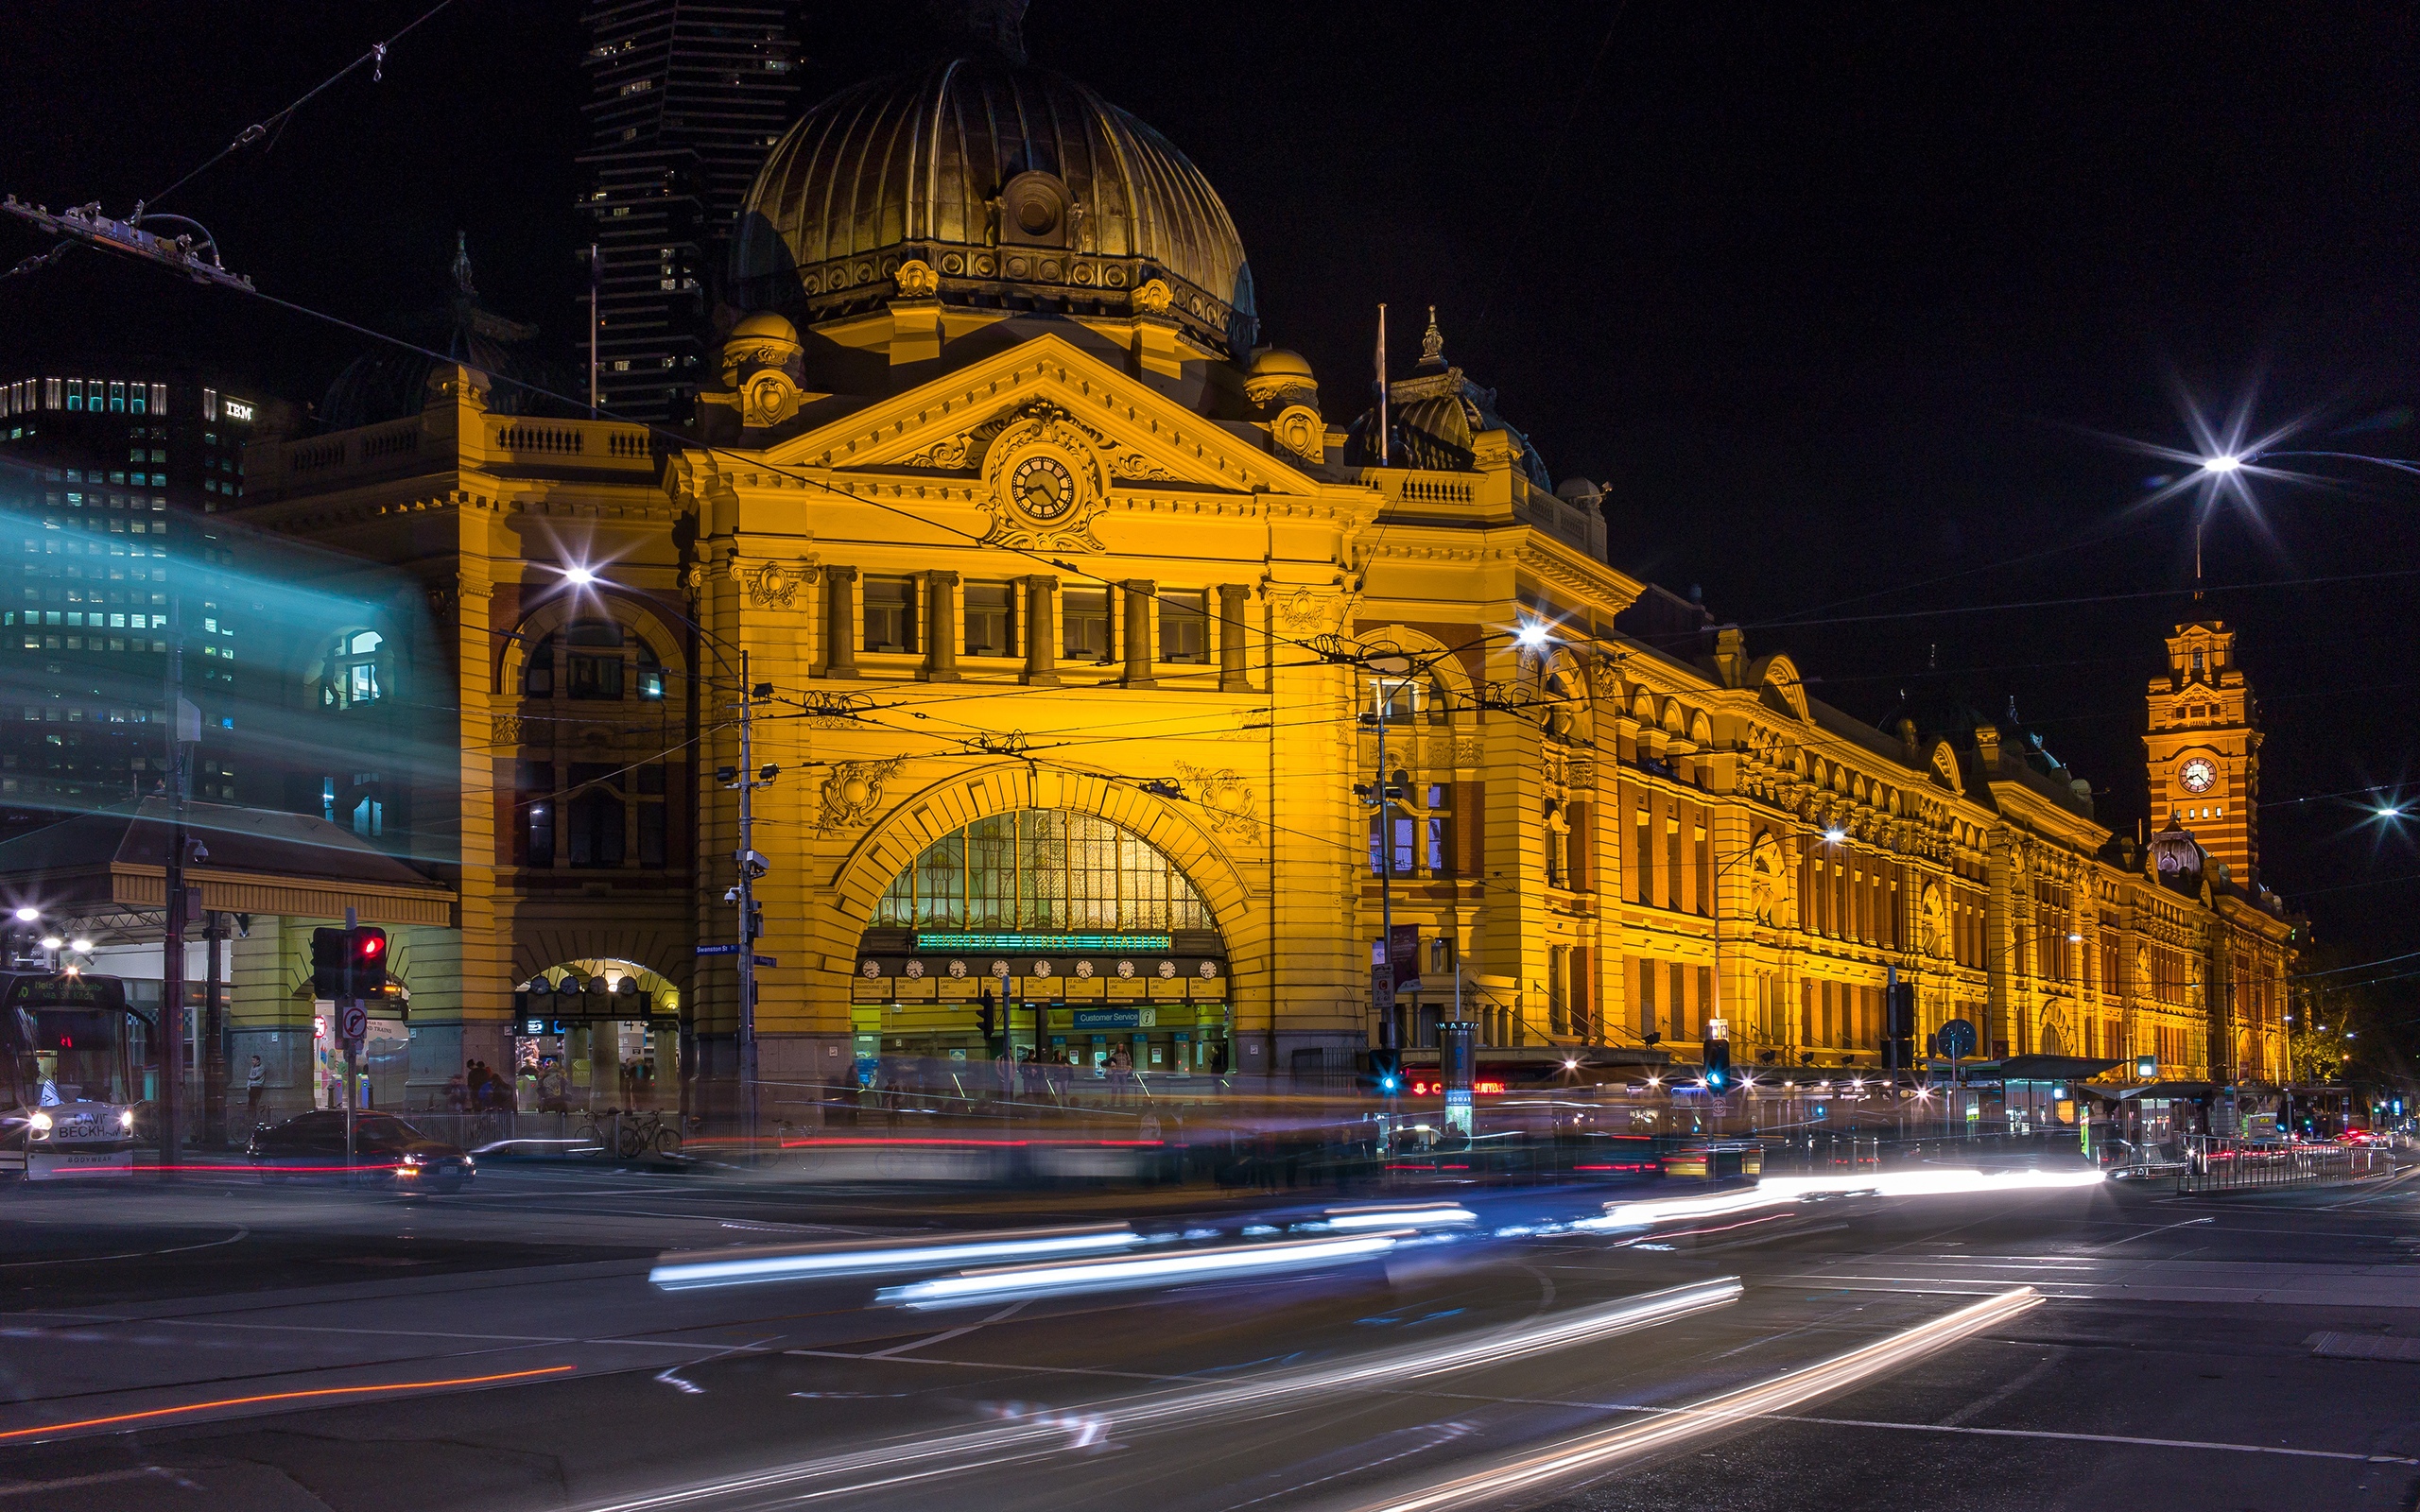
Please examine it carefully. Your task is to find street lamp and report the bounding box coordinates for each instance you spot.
[564,568,769,1146]
[2200,455,2242,475]
[13,906,39,922]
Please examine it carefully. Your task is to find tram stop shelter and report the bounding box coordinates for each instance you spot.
[1943,1055,2125,1132]
[0,797,456,1132]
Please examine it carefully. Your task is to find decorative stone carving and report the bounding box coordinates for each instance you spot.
[730,555,817,611]
[1132,277,1174,315]
[1270,404,1323,464]
[1452,735,1483,767]
[491,713,523,747]
[1275,586,1326,634]
[1106,448,1182,483]
[1920,882,1950,958]
[1175,762,1262,843]
[893,258,940,298]
[1750,832,1786,926]
[903,433,976,471]
[741,368,803,430]
[815,757,908,834]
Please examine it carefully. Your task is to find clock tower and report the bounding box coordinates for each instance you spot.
[2145,621,2259,883]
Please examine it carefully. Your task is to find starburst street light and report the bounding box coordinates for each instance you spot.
[2200,454,2242,475]
[561,564,596,587]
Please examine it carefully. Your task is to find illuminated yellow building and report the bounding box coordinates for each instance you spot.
[233,25,2291,1108]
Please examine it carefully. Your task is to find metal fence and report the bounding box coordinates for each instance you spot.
[2177,1136,2389,1194]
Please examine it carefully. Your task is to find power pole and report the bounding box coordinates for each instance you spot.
[735,648,759,1153]
[158,600,195,1171]
[343,904,357,1170]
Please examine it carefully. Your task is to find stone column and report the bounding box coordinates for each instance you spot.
[921,571,959,682]
[1217,583,1250,692]
[1121,579,1155,687]
[821,565,857,678]
[1023,576,1060,685]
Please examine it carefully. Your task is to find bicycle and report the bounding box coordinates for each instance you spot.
[616,1108,680,1160]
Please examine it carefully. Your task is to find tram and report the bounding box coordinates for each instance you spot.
[1,971,141,1179]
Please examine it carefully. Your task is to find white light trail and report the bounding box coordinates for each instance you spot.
[1587,1166,2105,1231]
[577,1280,1742,1512]
[1323,1204,1478,1231]
[1348,1287,2046,1512]
[880,1231,1401,1310]
[648,1225,1139,1291]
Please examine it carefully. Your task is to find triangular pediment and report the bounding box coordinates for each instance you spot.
[754,335,1322,496]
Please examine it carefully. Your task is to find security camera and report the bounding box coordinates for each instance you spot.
[723,885,741,904]
[740,850,769,879]
[187,840,209,864]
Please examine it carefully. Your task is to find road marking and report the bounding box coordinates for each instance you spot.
[1778,1410,2420,1465]
[0,1466,190,1499]
[0,1364,576,1443]
[1345,1288,2043,1512]
[0,1228,251,1269]
[865,1301,1029,1359]
[2086,1216,2214,1251]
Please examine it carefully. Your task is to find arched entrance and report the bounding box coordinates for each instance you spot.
[853,808,1232,1086]
[510,958,680,1112]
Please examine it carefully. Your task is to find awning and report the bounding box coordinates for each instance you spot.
[0,797,456,928]
[1941,1055,2124,1084]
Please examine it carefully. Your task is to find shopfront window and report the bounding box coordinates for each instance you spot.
[873,808,1213,932]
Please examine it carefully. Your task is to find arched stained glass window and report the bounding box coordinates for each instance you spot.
[874,809,1212,933]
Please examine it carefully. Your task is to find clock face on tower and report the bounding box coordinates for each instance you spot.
[2179,757,2217,794]
[1009,454,1077,521]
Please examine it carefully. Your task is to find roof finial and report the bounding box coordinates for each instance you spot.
[929,0,1029,63]
[1419,304,1444,368]
[451,231,476,299]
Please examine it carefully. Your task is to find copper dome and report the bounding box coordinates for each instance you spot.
[729,55,1255,356]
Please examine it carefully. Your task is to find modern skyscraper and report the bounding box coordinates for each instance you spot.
[578,1,803,425]
[0,370,285,835]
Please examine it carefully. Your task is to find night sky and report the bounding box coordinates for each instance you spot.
[5,2,2415,986]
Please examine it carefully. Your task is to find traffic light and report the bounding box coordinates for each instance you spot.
[1884,981,1917,1078]
[346,926,389,999]
[1703,1034,1733,1091]
[1362,1047,1403,1096]
[976,988,997,1042]
[310,928,347,999]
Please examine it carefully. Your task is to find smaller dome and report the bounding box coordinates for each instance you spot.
[728,311,800,344]
[1556,476,1603,507]
[1249,349,1314,383]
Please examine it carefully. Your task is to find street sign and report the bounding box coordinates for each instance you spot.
[752,954,777,967]
[696,944,741,956]
[1371,962,1395,1012]
[1389,923,1422,992]
[1937,1017,1977,1060]
[339,1003,368,1042]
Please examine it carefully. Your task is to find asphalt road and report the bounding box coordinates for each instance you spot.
[1,1159,2415,1512]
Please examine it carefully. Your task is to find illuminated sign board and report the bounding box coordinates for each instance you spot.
[1409,1079,1504,1096]
[913,933,1173,954]
[221,397,255,422]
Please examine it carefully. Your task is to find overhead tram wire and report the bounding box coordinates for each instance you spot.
[1730,565,2420,635]
[139,0,469,212]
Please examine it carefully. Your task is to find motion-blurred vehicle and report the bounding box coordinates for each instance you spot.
[247,1109,475,1191]
[2,972,142,1180]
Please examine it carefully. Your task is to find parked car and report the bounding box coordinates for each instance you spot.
[247,1110,475,1191]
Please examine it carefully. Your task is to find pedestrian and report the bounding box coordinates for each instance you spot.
[443,1071,469,1113]
[245,1054,266,1125]
[539,1057,569,1113]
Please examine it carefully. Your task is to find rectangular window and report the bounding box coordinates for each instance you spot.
[149,383,166,414]
[65,381,81,411]
[1634,806,1653,905]
[109,382,126,413]
[1373,677,1418,724]
[1159,591,1208,662]
[1062,588,1111,662]
[1634,957,1655,1038]
[521,762,555,866]
[1670,961,1689,1040]
[963,581,1014,657]
[637,801,666,868]
[863,575,916,653]
[565,649,622,699]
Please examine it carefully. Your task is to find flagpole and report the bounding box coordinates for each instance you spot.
[1375,303,1389,467]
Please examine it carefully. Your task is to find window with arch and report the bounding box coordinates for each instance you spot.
[522,618,664,701]
[873,809,1214,932]
[322,629,384,708]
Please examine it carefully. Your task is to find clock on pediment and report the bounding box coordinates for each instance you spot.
[2179,757,2216,794]
[978,402,1108,550]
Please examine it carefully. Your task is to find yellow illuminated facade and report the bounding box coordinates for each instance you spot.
[234,40,2291,1101]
